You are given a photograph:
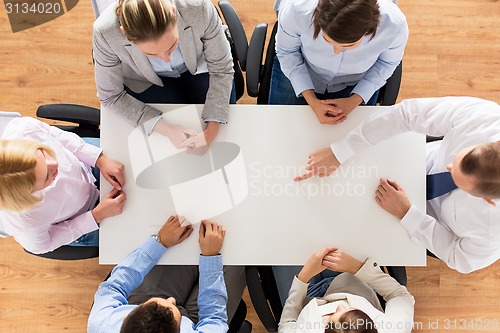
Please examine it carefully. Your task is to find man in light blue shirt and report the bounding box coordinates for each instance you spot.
[88,216,245,332]
[269,0,408,125]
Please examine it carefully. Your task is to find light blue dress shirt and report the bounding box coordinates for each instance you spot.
[276,0,408,102]
[88,237,228,333]
[148,47,189,78]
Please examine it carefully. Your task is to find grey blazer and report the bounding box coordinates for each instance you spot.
[92,0,234,126]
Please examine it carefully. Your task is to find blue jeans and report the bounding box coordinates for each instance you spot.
[69,230,99,247]
[127,72,237,105]
[68,137,101,247]
[272,266,342,305]
[268,55,379,105]
[82,137,101,188]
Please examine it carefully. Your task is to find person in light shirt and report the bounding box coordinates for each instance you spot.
[278,247,414,333]
[296,97,500,273]
[269,0,408,125]
[0,117,126,254]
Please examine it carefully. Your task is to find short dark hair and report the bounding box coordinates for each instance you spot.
[325,309,378,333]
[460,142,500,199]
[312,0,380,43]
[121,301,180,333]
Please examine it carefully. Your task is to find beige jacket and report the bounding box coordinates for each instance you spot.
[279,258,415,333]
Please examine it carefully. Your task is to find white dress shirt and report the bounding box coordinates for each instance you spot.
[0,117,102,254]
[276,0,408,102]
[330,97,500,273]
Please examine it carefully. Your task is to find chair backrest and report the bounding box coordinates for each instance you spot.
[218,1,270,101]
[90,0,116,18]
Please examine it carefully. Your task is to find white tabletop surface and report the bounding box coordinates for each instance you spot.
[100,104,426,266]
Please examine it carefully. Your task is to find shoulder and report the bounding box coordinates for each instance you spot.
[378,0,407,30]
[280,0,317,17]
[93,3,121,37]
[2,117,44,139]
[174,0,208,15]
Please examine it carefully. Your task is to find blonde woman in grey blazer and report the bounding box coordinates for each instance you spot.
[278,248,415,333]
[93,0,235,150]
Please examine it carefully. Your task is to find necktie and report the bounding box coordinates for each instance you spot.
[426,171,458,200]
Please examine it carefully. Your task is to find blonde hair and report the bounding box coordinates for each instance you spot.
[0,140,56,211]
[117,0,177,42]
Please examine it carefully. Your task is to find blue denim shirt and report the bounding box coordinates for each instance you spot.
[276,0,408,102]
[88,237,228,333]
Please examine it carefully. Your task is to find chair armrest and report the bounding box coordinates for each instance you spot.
[257,21,278,105]
[378,61,402,106]
[37,103,100,126]
[218,0,248,70]
[246,23,268,97]
[25,246,99,260]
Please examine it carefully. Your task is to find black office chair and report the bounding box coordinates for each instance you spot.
[246,265,407,332]
[218,0,269,102]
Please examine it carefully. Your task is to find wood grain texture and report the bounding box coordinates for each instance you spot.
[0,0,499,332]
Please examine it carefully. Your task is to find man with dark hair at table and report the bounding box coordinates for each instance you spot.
[88,216,245,332]
[296,97,500,274]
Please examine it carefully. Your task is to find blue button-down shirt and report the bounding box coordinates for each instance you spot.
[276,0,408,102]
[88,237,228,333]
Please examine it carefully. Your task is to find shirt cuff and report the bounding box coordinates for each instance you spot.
[199,254,223,273]
[141,236,168,261]
[76,211,100,235]
[145,115,164,136]
[330,139,355,164]
[400,204,427,237]
[203,117,226,124]
[354,257,380,280]
[351,81,378,104]
[80,144,103,167]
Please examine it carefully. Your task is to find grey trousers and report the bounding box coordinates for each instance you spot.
[127,265,246,323]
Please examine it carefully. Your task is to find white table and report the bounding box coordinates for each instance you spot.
[100,104,426,266]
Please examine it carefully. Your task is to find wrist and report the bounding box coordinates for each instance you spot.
[297,270,312,283]
[302,91,319,108]
[349,93,363,105]
[205,121,220,134]
[95,153,105,168]
[350,260,363,274]
[91,207,103,224]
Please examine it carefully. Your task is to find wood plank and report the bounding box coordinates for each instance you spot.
[0,0,499,331]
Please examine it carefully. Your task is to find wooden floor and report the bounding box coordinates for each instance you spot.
[0,0,499,332]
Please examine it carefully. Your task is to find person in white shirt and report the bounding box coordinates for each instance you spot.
[0,117,126,254]
[269,0,408,125]
[296,97,500,273]
[278,247,414,333]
